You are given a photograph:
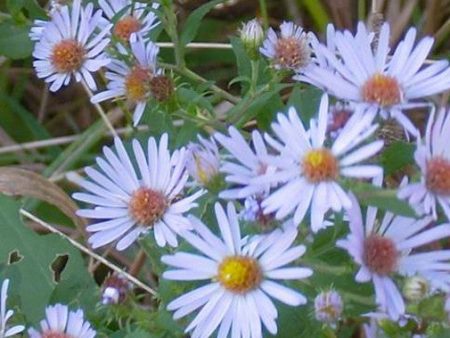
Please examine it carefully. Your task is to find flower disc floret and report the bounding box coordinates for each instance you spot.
[426,157,450,196]
[42,332,72,338]
[361,73,402,107]
[125,66,152,102]
[217,256,262,293]
[129,188,167,227]
[114,16,141,41]
[302,148,339,183]
[51,39,85,73]
[363,235,398,275]
[275,36,310,70]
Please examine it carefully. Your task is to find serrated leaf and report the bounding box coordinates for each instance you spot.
[0,20,32,59]
[0,194,95,323]
[180,0,224,46]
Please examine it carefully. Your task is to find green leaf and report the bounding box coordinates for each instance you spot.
[180,0,224,46]
[381,141,415,175]
[0,194,96,323]
[287,85,323,124]
[350,183,417,217]
[0,20,32,59]
[298,0,329,31]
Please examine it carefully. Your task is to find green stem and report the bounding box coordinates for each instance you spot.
[258,0,269,29]
[250,60,259,94]
[160,62,240,104]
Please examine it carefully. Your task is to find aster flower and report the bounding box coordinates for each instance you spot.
[336,194,450,320]
[99,0,159,45]
[162,202,312,338]
[297,22,450,135]
[186,135,221,187]
[0,279,24,338]
[28,304,95,338]
[314,290,343,324]
[260,21,312,71]
[259,94,383,232]
[32,0,111,92]
[91,34,161,126]
[398,109,450,221]
[214,126,276,200]
[72,134,203,250]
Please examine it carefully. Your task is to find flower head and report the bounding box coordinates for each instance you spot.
[298,22,450,135]
[337,194,450,320]
[91,34,161,126]
[0,279,24,338]
[214,127,276,200]
[32,0,111,91]
[28,304,95,338]
[186,135,221,187]
[240,19,264,59]
[162,202,312,338]
[99,0,159,44]
[72,134,203,250]
[314,290,343,324]
[260,94,383,231]
[260,21,312,71]
[398,109,450,221]
[101,274,131,305]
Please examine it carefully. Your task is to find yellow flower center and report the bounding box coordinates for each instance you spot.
[125,66,152,102]
[113,16,141,41]
[426,157,450,195]
[129,188,168,227]
[217,256,262,293]
[302,148,339,183]
[361,73,402,107]
[51,39,85,73]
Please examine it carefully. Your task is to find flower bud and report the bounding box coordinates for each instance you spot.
[150,75,174,102]
[101,274,131,305]
[314,290,343,324]
[186,136,221,188]
[403,276,429,302]
[240,19,264,60]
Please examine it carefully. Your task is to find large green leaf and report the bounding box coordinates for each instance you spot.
[0,20,32,59]
[0,194,96,323]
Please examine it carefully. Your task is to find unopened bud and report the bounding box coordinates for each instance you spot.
[240,19,264,60]
[403,276,429,302]
[314,290,343,324]
[186,136,221,188]
[101,274,131,305]
[150,75,174,102]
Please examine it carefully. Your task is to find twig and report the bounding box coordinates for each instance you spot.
[20,208,158,297]
[81,81,118,138]
[157,42,232,49]
[129,249,147,277]
[0,126,149,155]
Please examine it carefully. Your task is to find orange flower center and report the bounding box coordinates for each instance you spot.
[51,39,85,73]
[364,235,398,275]
[361,73,402,107]
[302,148,339,183]
[42,332,72,338]
[125,66,152,102]
[426,157,450,195]
[274,37,310,69]
[129,188,168,227]
[217,256,262,293]
[113,16,141,41]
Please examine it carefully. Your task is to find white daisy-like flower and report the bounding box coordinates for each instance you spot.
[99,0,159,45]
[297,22,450,135]
[162,202,312,338]
[336,194,450,320]
[398,108,450,221]
[259,94,384,232]
[32,0,111,92]
[0,279,24,338]
[28,304,95,338]
[91,34,161,126]
[214,126,276,200]
[186,135,221,187]
[260,21,312,71]
[72,134,203,250]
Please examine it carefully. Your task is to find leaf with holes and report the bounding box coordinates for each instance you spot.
[0,194,96,323]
